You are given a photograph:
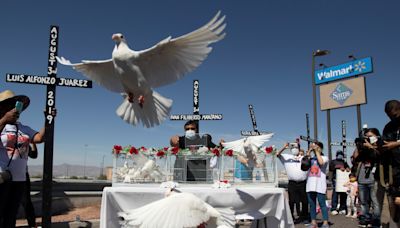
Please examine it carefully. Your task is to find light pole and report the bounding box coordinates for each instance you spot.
[83,144,88,178]
[312,49,330,140]
[100,155,105,178]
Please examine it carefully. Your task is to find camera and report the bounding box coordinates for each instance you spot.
[354,136,383,150]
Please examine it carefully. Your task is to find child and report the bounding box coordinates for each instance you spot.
[344,173,358,218]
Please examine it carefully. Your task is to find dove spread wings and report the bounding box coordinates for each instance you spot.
[56,11,226,128]
[221,133,274,157]
[119,192,232,228]
[56,11,225,92]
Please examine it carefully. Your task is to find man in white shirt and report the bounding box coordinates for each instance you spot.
[276,142,309,223]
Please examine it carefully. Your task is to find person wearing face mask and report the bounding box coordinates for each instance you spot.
[305,142,330,228]
[329,150,350,215]
[276,142,309,224]
[0,90,56,228]
[381,100,400,227]
[169,120,217,149]
[352,128,382,227]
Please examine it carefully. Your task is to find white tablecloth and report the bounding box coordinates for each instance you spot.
[100,184,294,228]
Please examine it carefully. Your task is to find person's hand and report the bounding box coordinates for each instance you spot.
[346,168,351,172]
[383,141,400,150]
[1,109,19,124]
[340,167,346,171]
[283,142,289,149]
[170,135,179,147]
[395,197,400,206]
[219,139,225,148]
[363,139,377,150]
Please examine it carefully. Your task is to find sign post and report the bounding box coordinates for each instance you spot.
[241,104,270,136]
[169,80,223,131]
[5,26,92,227]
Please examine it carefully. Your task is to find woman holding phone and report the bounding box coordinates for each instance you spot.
[0,90,55,228]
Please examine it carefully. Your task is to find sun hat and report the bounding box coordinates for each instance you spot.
[0,90,30,113]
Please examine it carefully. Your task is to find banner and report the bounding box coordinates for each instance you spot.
[335,169,350,193]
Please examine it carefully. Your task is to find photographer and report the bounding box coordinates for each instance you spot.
[305,142,329,228]
[0,90,55,228]
[352,128,382,227]
[381,100,400,226]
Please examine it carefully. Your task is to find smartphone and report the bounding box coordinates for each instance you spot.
[15,101,23,113]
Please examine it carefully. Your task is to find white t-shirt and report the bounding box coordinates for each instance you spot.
[306,156,329,194]
[0,123,37,181]
[279,154,308,182]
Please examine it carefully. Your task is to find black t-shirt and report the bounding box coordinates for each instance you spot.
[329,159,349,180]
[178,134,217,149]
[382,118,400,186]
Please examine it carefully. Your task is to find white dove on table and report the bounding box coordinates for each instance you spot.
[221,133,274,167]
[56,11,226,128]
[118,188,234,228]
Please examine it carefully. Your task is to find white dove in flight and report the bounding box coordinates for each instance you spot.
[57,11,226,128]
[118,189,234,228]
[222,133,274,167]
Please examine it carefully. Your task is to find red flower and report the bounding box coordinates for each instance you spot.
[141,146,147,151]
[171,147,179,155]
[113,145,122,154]
[212,148,220,157]
[265,146,273,154]
[197,223,206,228]
[156,150,165,157]
[225,149,233,157]
[222,180,228,184]
[163,147,169,151]
[129,146,138,155]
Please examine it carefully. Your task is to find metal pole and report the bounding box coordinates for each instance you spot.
[356,104,362,134]
[327,109,332,161]
[306,113,310,150]
[312,54,318,140]
[83,144,87,178]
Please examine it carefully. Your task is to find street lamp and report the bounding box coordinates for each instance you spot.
[312,49,330,140]
[83,144,88,178]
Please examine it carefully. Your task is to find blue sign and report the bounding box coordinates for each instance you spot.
[330,83,353,105]
[315,57,373,84]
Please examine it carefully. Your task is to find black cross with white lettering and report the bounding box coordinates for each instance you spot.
[306,113,311,149]
[169,80,222,132]
[5,26,92,228]
[300,135,318,144]
[241,104,270,136]
[330,120,355,159]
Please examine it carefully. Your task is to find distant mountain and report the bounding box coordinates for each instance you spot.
[28,163,106,178]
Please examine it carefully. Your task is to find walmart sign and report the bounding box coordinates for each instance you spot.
[315,57,373,85]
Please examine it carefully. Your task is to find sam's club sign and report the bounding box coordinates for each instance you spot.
[315,57,373,85]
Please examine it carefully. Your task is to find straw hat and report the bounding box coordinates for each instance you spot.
[0,90,30,113]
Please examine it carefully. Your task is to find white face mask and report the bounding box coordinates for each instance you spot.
[369,136,378,144]
[291,148,299,155]
[185,130,196,140]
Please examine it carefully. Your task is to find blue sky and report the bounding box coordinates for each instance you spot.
[1,0,399,169]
